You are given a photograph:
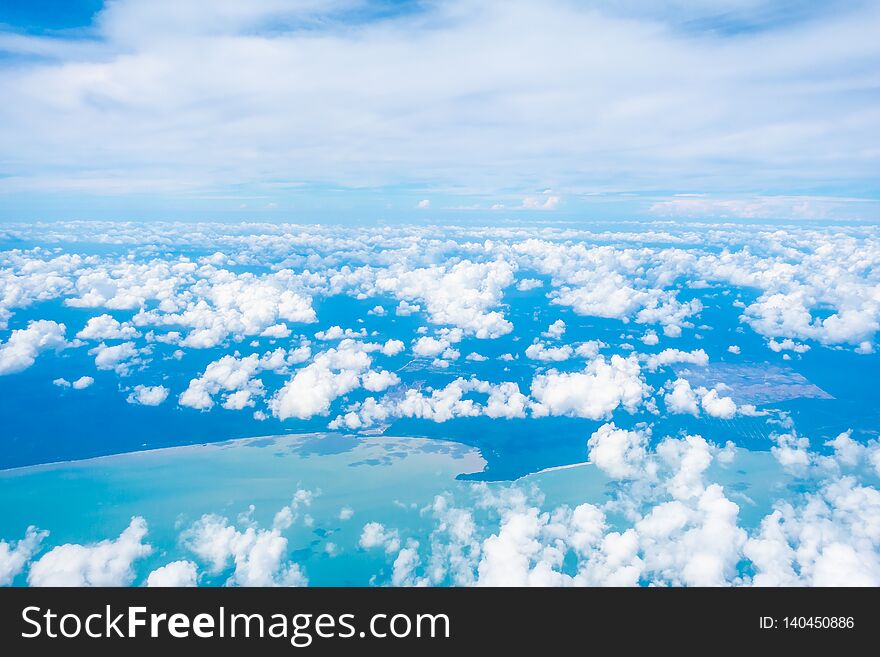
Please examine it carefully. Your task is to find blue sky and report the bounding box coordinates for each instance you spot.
[0,0,878,222]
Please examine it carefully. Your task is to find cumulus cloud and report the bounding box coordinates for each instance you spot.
[145,560,198,587]
[0,526,48,586]
[516,278,543,292]
[530,355,649,420]
[89,340,142,375]
[587,423,650,480]
[359,523,401,554]
[524,341,572,362]
[0,320,67,375]
[643,348,708,372]
[76,314,140,340]
[270,341,378,420]
[28,517,151,587]
[664,378,700,416]
[541,319,566,340]
[180,347,308,411]
[182,494,312,587]
[375,260,514,338]
[700,388,737,419]
[127,384,169,406]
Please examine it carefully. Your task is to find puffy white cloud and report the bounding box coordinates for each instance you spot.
[359,522,400,554]
[89,340,142,375]
[524,342,572,362]
[182,497,310,587]
[541,320,566,340]
[587,423,649,480]
[769,432,813,474]
[314,325,366,341]
[28,517,152,587]
[260,323,291,338]
[643,348,708,372]
[380,339,405,356]
[746,477,880,586]
[635,484,746,586]
[375,260,514,338]
[270,341,373,420]
[767,337,810,353]
[0,320,67,375]
[412,336,451,358]
[640,330,659,346]
[530,355,649,420]
[76,314,140,340]
[145,560,198,587]
[130,268,317,349]
[664,378,700,416]
[0,526,48,586]
[332,376,529,429]
[72,375,94,389]
[699,388,737,419]
[127,384,169,406]
[361,369,400,392]
[574,340,606,359]
[180,347,306,411]
[516,278,543,292]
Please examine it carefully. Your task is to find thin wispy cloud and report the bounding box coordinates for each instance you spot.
[0,0,878,219]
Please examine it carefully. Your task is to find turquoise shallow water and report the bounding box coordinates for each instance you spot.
[0,433,485,586]
[0,432,800,586]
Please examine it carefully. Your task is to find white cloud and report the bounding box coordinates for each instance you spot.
[640,330,659,346]
[182,498,309,587]
[361,369,400,392]
[700,388,737,419]
[524,342,573,362]
[587,423,650,480]
[0,526,48,586]
[180,347,306,411]
[643,348,708,372]
[767,337,810,353]
[28,517,152,587]
[412,336,450,358]
[0,320,67,375]
[359,522,400,554]
[516,278,543,292]
[145,560,198,587]
[541,319,566,340]
[0,1,876,207]
[72,375,94,389]
[522,195,560,210]
[76,314,140,340]
[260,323,291,338]
[127,384,169,406]
[375,260,514,338]
[89,340,142,375]
[664,378,700,416]
[314,325,366,341]
[530,354,649,419]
